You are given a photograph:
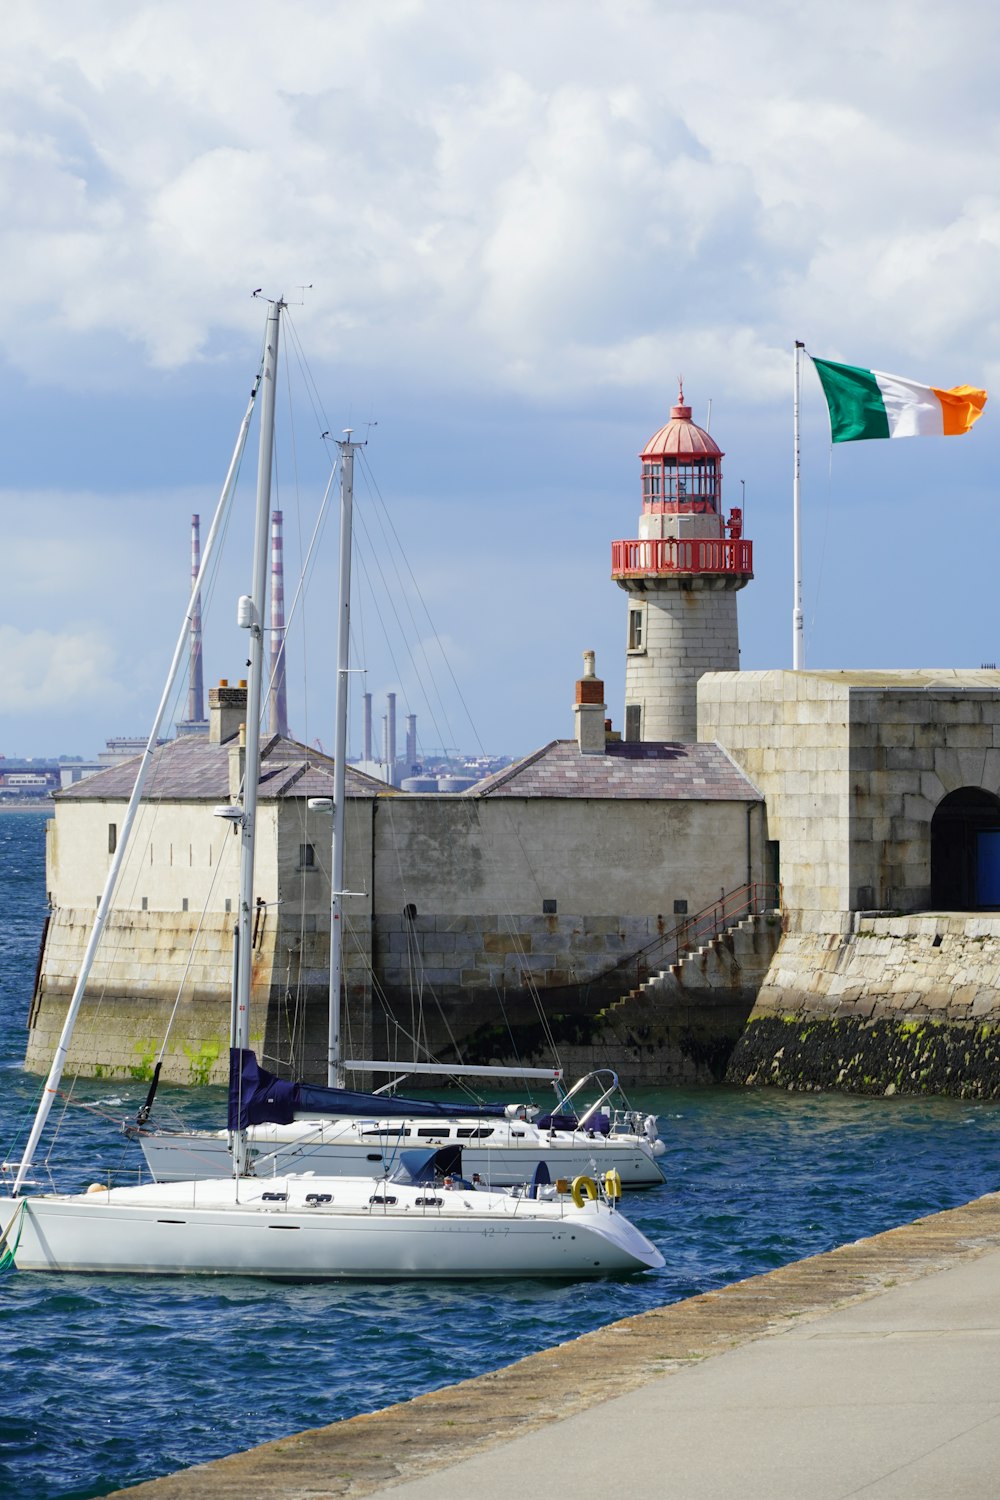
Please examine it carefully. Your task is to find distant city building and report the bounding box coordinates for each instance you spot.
[0,757,61,798]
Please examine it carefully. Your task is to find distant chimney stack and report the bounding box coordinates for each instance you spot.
[574,651,607,754]
[228,721,247,801]
[209,679,248,744]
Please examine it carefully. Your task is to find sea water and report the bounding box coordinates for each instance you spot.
[3,808,1000,1499]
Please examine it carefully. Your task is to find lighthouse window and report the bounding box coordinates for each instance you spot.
[663,460,718,509]
[642,463,662,503]
[628,608,645,652]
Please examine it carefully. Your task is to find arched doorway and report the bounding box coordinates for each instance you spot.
[931,787,1000,909]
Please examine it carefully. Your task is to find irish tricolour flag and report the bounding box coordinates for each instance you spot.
[811,356,987,443]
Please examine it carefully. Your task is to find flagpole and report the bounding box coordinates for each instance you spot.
[793,340,804,669]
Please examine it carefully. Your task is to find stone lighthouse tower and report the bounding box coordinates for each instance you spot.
[611,386,753,742]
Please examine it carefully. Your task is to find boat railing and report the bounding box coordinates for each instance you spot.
[559,1069,621,1129]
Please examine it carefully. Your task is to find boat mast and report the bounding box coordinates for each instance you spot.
[10,359,265,1197]
[325,436,567,1091]
[231,297,282,1172]
[328,432,362,1087]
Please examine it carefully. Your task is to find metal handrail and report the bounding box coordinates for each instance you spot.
[599,881,781,993]
[667,881,780,968]
[611,536,753,576]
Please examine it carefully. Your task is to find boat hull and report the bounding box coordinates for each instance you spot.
[0,1179,664,1280]
[139,1122,666,1189]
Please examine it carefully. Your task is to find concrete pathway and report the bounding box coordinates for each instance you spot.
[361,1249,1000,1500]
[108,1192,1000,1499]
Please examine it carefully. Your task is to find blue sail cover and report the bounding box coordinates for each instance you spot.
[228,1050,509,1130]
[228,1050,299,1130]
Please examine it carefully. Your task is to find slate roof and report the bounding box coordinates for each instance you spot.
[466,739,762,801]
[54,734,390,803]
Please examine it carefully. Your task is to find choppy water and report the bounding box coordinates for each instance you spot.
[3,809,1000,1498]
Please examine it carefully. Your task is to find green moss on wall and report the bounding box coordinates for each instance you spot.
[183,1039,222,1088]
[728,1014,1000,1099]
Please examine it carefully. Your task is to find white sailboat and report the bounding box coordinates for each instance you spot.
[132,392,666,1193]
[137,1058,667,1189]
[0,298,664,1280]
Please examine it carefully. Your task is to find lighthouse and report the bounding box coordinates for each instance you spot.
[611,387,753,742]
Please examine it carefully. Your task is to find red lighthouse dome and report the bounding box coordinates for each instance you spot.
[639,383,723,516]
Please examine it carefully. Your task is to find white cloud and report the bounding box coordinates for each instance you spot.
[0,0,996,398]
[0,623,120,712]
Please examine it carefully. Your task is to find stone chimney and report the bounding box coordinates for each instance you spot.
[574,650,607,755]
[209,679,248,745]
[228,722,246,801]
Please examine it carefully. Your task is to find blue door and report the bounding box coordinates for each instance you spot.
[976,830,1000,906]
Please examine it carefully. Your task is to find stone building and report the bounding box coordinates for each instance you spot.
[30,685,384,1086]
[698,668,1000,1095]
[29,657,767,1087]
[698,667,1000,924]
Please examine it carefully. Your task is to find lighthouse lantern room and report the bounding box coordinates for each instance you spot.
[611,386,753,742]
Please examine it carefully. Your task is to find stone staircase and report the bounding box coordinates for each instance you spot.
[598,910,782,1020]
[550,910,781,1086]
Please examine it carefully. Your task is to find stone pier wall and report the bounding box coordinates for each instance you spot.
[25,908,258,1085]
[24,907,374,1087]
[370,910,667,1065]
[25,906,778,1091]
[728,912,1000,1097]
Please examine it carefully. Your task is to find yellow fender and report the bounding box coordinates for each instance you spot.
[570,1174,598,1208]
[603,1169,622,1202]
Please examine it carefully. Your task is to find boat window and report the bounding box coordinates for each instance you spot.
[416,1127,445,1138]
[511,1130,525,1138]
[456,1127,494,1139]
[361,1127,408,1136]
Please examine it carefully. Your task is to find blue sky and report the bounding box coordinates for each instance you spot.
[3,0,999,761]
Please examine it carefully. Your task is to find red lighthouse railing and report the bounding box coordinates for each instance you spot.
[610,537,753,578]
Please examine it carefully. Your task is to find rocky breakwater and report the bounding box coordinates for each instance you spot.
[727,912,1000,1097]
